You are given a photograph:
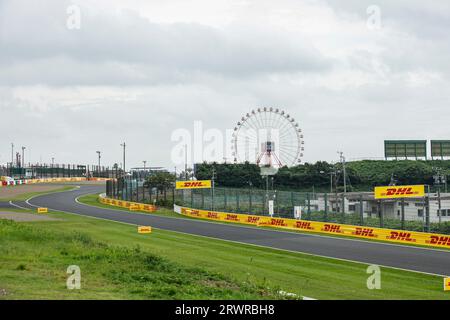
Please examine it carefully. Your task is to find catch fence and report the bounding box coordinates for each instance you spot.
[106,178,450,234]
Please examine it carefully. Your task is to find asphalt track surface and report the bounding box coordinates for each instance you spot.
[26,185,450,276]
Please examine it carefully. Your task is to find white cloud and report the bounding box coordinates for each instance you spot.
[0,0,449,168]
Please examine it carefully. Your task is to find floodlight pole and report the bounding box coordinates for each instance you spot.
[21,146,26,168]
[96,151,101,176]
[11,143,14,167]
[120,143,126,176]
[211,167,216,211]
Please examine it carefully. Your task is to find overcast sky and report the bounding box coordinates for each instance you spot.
[1,0,449,169]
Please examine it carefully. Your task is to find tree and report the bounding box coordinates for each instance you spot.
[145,171,176,194]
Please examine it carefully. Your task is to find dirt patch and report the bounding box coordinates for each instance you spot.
[0,211,61,222]
[0,288,8,296]
[0,184,68,200]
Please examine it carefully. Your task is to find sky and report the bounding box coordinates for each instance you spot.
[0,0,449,169]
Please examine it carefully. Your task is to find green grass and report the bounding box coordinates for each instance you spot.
[0,185,76,201]
[1,204,449,300]
[0,217,286,300]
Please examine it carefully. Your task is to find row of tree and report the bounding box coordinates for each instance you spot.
[194,160,450,192]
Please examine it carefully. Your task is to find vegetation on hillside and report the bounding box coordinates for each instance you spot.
[195,160,450,192]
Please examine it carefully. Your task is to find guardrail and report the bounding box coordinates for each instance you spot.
[174,205,450,249]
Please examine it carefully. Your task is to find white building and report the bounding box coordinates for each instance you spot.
[314,192,450,223]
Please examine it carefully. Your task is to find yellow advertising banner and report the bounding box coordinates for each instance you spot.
[178,206,450,249]
[374,185,425,199]
[176,180,212,190]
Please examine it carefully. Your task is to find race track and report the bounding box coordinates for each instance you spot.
[26,185,450,276]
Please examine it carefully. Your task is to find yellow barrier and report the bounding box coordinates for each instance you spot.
[130,204,141,211]
[138,226,152,234]
[178,207,450,249]
[445,278,450,291]
[37,207,48,214]
[99,196,157,213]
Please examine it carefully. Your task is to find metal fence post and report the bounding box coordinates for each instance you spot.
[307,193,311,220]
[425,195,430,232]
[236,190,240,212]
[249,189,253,215]
[379,200,384,228]
[401,198,405,230]
[359,194,364,226]
[224,189,227,211]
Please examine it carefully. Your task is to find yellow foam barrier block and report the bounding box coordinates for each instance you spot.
[138,226,152,234]
[37,208,48,214]
[444,278,450,291]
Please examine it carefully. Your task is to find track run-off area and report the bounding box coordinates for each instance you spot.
[23,185,450,277]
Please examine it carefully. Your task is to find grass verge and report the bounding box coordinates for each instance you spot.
[0,204,449,299]
[0,185,76,202]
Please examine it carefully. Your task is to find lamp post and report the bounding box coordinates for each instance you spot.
[11,143,14,167]
[96,151,101,177]
[21,146,26,168]
[120,143,126,176]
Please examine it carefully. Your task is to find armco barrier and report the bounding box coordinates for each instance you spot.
[99,195,157,213]
[175,205,450,249]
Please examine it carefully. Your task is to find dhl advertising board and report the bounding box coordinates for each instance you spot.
[176,180,212,190]
[178,206,450,249]
[374,185,425,199]
[99,195,156,213]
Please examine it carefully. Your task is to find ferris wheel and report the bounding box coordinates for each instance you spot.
[232,107,304,167]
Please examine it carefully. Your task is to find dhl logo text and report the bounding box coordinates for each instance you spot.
[246,216,260,224]
[182,182,208,187]
[428,236,450,246]
[382,187,417,196]
[295,221,314,230]
[387,231,415,242]
[270,219,287,227]
[190,210,201,216]
[207,212,219,219]
[353,227,376,238]
[322,224,342,233]
[225,214,239,221]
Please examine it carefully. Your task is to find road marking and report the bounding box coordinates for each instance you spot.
[8,201,31,211]
[26,192,449,277]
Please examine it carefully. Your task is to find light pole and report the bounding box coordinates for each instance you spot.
[184,144,188,181]
[338,151,347,194]
[211,167,216,211]
[96,151,101,177]
[143,161,147,170]
[21,146,26,168]
[11,143,14,167]
[120,143,126,176]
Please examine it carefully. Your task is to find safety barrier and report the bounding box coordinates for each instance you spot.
[174,205,450,249]
[0,177,87,187]
[0,177,114,187]
[99,195,157,213]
